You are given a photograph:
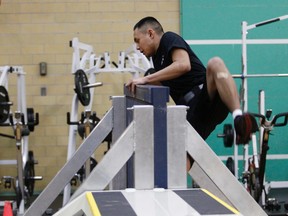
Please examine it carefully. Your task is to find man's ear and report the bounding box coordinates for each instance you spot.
[147,29,154,38]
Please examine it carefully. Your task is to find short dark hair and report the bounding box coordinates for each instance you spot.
[133,16,164,34]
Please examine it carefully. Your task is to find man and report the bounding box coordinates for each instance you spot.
[125,16,257,169]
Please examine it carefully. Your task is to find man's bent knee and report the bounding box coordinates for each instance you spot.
[207,57,226,72]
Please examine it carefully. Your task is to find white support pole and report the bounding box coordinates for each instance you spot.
[18,68,29,168]
[241,21,250,183]
[104,52,111,68]
[241,21,248,113]
[259,90,265,151]
[258,90,266,206]
[118,51,125,69]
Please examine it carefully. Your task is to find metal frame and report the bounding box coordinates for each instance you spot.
[63,102,266,215]
[186,117,267,216]
[124,85,170,188]
[240,15,288,187]
[0,66,30,165]
[23,104,154,216]
[242,90,288,206]
[25,85,267,216]
[186,15,288,183]
[0,66,30,214]
[62,37,153,205]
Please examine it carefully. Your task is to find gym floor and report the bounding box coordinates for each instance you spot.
[0,188,287,215]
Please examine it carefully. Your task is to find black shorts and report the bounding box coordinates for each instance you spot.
[185,83,229,140]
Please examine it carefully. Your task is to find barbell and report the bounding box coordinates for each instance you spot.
[232,73,288,78]
[74,69,102,106]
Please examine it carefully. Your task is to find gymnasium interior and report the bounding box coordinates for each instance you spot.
[0,0,288,215]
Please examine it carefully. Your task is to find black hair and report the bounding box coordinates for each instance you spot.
[133,16,164,34]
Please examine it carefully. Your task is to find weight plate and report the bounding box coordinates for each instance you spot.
[27,108,35,132]
[223,124,234,147]
[0,85,11,123]
[24,151,35,196]
[226,157,235,175]
[15,181,22,208]
[74,69,90,106]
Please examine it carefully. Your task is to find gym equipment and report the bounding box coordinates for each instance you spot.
[0,66,42,215]
[247,107,288,205]
[26,108,36,132]
[1,110,41,209]
[24,85,266,216]
[67,110,101,183]
[223,90,288,212]
[241,15,288,112]
[125,85,170,188]
[237,15,288,202]
[233,73,288,78]
[226,157,235,175]
[0,85,12,123]
[264,198,281,212]
[187,15,288,184]
[74,69,102,106]
[62,37,154,206]
[24,151,37,197]
[217,124,234,147]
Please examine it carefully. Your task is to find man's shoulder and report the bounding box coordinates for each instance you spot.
[164,31,181,38]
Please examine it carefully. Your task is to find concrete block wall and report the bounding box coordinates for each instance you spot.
[0,0,179,192]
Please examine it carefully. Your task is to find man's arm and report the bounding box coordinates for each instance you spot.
[126,48,191,93]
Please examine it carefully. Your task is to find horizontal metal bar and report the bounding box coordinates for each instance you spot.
[0,133,14,139]
[269,181,288,188]
[83,82,103,89]
[232,73,288,78]
[219,154,288,161]
[186,39,288,45]
[247,14,288,30]
[0,160,17,165]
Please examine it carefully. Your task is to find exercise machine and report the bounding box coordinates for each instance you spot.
[0,66,41,215]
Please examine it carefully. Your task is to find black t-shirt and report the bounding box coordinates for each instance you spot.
[152,32,206,103]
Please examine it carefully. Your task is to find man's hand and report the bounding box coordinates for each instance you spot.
[234,113,258,144]
[125,77,148,94]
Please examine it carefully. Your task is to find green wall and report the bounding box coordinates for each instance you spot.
[180,1,288,181]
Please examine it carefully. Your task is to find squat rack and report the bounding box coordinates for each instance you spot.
[239,14,288,182]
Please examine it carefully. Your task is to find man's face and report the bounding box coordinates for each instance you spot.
[133,28,155,58]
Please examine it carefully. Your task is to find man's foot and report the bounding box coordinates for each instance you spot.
[234,113,258,144]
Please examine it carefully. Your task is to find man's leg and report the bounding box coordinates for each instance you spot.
[205,56,258,144]
[206,56,240,113]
